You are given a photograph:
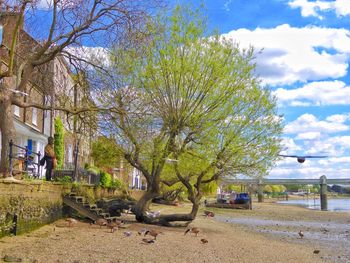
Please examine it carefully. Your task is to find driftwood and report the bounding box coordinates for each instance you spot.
[97,199,136,217]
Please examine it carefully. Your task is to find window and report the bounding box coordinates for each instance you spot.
[68,145,73,163]
[14,105,20,116]
[32,108,37,126]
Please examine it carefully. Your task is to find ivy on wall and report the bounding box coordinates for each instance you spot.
[54,117,65,169]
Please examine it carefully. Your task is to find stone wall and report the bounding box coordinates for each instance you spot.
[0,181,66,237]
[0,180,143,238]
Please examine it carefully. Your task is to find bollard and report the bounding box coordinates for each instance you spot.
[320,175,328,211]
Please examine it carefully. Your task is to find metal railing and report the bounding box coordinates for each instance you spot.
[9,140,42,179]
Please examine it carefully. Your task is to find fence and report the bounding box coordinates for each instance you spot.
[9,140,42,178]
[53,168,100,185]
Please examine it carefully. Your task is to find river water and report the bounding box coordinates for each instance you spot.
[278,198,350,212]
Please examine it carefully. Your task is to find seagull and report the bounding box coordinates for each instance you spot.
[278,154,328,163]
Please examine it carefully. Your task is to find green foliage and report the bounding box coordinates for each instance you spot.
[109,179,122,189]
[87,165,100,175]
[99,171,112,188]
[55,176,72,183]
[225,184,242,193]
[54,117,65,169]
[94,4,283,213]
[91,136,120,169]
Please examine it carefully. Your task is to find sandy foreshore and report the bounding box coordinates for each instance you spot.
[0,201,349,263]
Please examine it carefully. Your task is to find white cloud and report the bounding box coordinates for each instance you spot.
[221,24,350,85]
[295,131,321,140]
[273,80,350,106]
[281,137,302,152]
[288,0,350,19]
[326,113,350,122]
[284,113,349,134]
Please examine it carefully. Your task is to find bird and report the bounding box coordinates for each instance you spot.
[278,154,328,163]
[204,210,215,218]
[141,238,155,244]
[313,250,320,254]
[65,218,77,227]
[200,238,208,244]
[114,220,125,226]
[298,230,304,239]
[138,228,148,235]
[93,218,108,228]
[184,227,200,236]
[123,231,132,237]
[107,222,118,233]
[144,229,162,240]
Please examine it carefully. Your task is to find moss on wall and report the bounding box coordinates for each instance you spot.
[0,180,142,238]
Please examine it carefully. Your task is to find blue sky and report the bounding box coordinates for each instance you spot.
[169,0,350,180]
[14,0,350,180]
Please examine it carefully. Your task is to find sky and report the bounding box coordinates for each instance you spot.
[168,0,350,180]
[4,0,350,180]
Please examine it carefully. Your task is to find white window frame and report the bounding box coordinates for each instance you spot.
[14,105,20,117]
[32,108,38,126]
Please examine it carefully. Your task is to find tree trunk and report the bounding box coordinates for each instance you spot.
[155,196,201,226]
[0,77,16,177]
[132,189,159,223]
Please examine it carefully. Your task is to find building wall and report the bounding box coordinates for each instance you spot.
[0,9,92,172]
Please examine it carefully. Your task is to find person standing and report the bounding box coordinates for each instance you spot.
[43,136,56,181]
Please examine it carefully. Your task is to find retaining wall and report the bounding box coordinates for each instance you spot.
[0,180,143,237]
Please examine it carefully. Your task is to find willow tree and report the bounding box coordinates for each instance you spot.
[95,6,282,224]
[0,0,160,176]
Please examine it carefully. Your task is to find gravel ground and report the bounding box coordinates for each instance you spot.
[0,202,346,263]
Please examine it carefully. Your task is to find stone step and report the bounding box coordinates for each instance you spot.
[73,196,84,203]
[90,208,103,214]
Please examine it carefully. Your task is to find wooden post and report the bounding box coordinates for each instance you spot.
[320,175,328,211]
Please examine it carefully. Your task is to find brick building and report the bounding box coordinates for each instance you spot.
[0,6,92,178]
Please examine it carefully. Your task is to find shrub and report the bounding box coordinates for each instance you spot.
[109,179,122,189]
[56,175,72,183]
[99,171,112,188]
[54,117,65,169]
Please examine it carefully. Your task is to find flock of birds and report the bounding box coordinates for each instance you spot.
[64,216,209,245]
[65,210,308,248]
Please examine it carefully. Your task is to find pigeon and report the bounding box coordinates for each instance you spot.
[124,231,132,237]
